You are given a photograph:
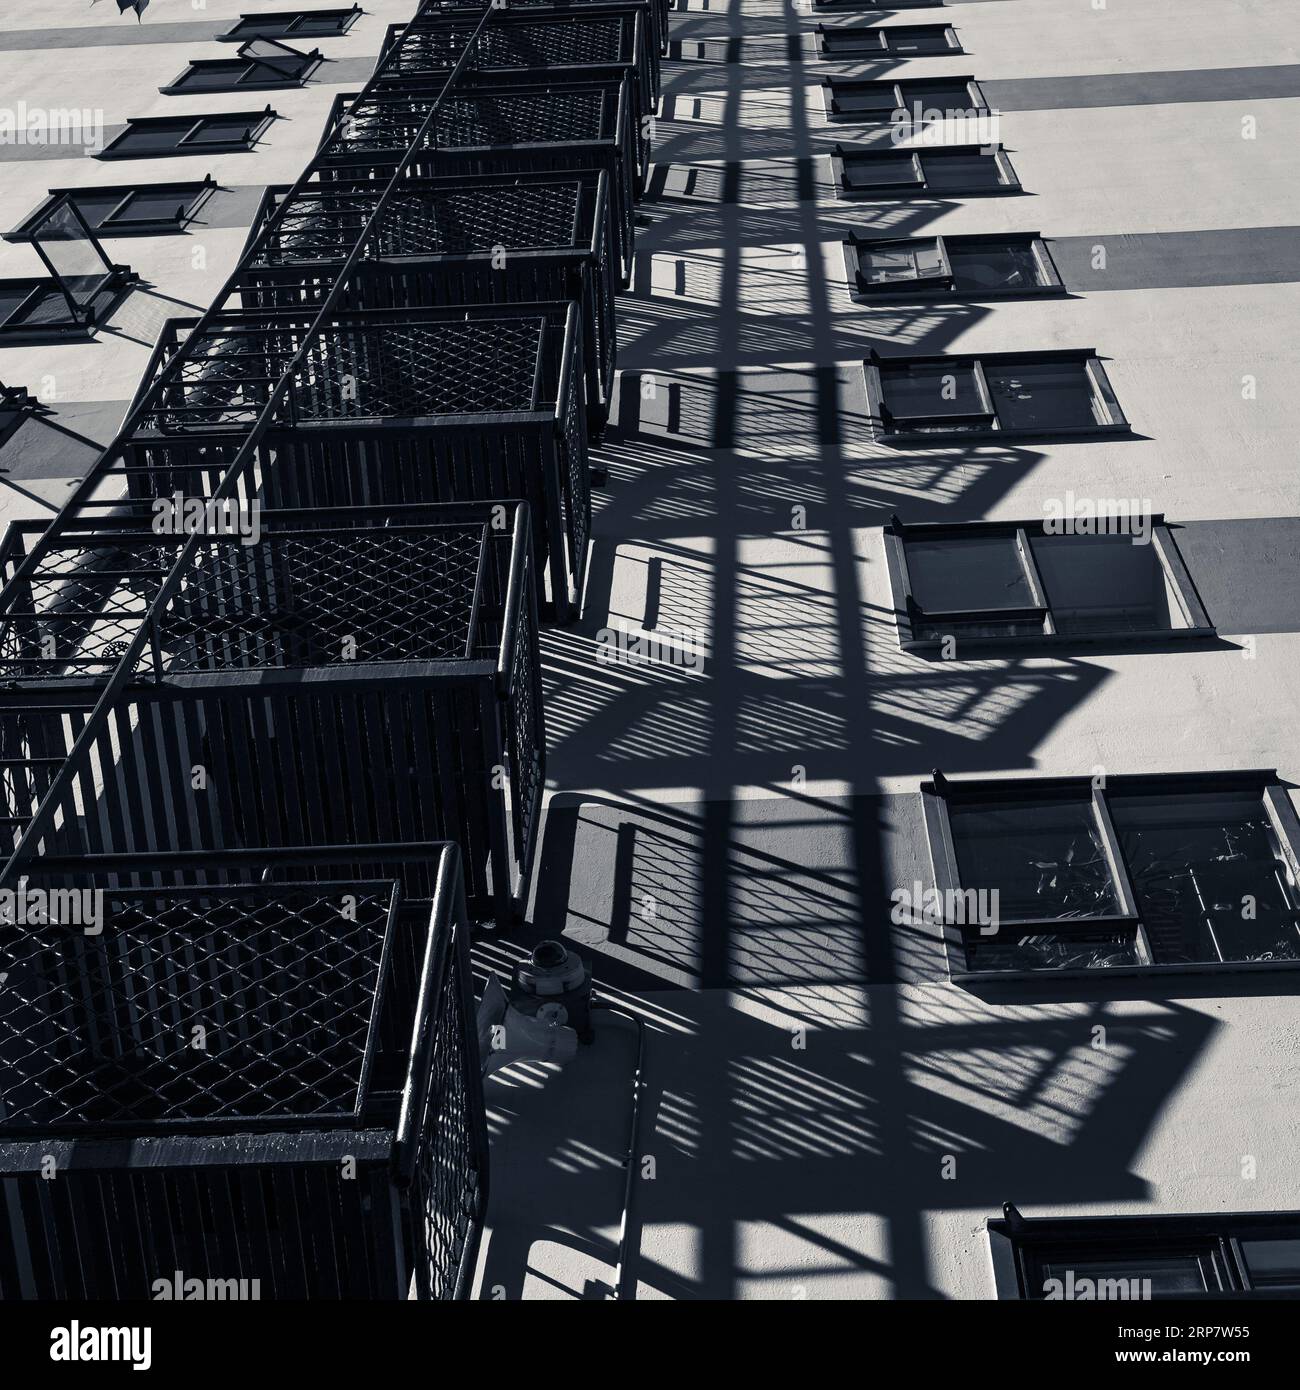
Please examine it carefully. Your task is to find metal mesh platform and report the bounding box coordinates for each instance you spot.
[132,308,566,433]
[0,512,516,679]
[0,881,396,1132]
[334,86,616,155]
[253,178,587,264]
[0,506,546,928]
[417,0,669,58]
[0,846,490,1300]
[238,173,618,431]
[382,18,631,75]
[376,13,654,120]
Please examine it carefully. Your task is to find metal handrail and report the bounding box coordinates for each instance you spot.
[0,2,501,891]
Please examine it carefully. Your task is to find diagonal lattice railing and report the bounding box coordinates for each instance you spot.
[322,84,617,158]
[132,312,552,431]
[249,178,587,264]
[378,17,632,78]
[0,517,516,680]
[415,0,671,59]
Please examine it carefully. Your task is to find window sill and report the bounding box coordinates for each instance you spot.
[159,71,316,97]
[899,625,1217,655]
[848,281,1066,304]
[99,142,258,160]
[954,956,1300,986]
[875,422,1130,445]
[835,178,1022,201]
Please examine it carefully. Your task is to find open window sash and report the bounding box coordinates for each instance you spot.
[237,37,319,82]
[24,196,125,326]
[847,233,952,291]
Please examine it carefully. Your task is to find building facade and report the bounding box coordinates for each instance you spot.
[0,0,1297,1302]
[517,0,1300,1299]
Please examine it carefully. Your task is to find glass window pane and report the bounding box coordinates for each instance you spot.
[881,362,986,420]
[947,240,1044,293]
[231,17,295,38]
[292,15,350,35]
[966,927,1140,973]
[985,359,1101,431]
[884,27,950,55]
[1029,533,1183,635]
[175,63,248,90]
[947,798,1120,921]
[823,30,885,55]
[858,239,945,285]
[1108,790,1300,964]
[6,284,77,329]
[29,203,111,309]
[244,51,308,80]
[114,122,192,154]
[60,191,124,230]
[108,191,190,226]
[921,151,1006,190]
[903,80,979,114]
[1038,1252,1217,1296]
[842,153,922,189]
[832,83,901,117]
[860,246,921,284]
[189,117,257,146]
[907,535,1032,612]
[0,284,36,323]
[1240,1238,1300,1288]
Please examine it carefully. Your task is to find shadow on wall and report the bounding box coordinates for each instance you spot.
[473,0,1296,1302]
[475,885,1224,1298]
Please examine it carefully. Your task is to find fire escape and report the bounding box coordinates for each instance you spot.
[0,0,662,1300]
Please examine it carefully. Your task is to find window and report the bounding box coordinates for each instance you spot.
[884,518,1211,652]
[921,771,1300,976]
[220,6,361,39]
[815,0,943,10]
[98,110,277,159]
[863,349,1127,441]
[822,77,986,123]
[818,24,961,57]
[832,144,1020,197]
[0,278,116,338]
[0,194,135,339]
[844,233,1061,300]
[990,1209,1300,1299]
[161,40,319,95]
[8,181,215,240]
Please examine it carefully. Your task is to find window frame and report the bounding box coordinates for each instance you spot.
[920,770,1300,982]
[989,1209,1300,1299]
[160,40,321,96]
[816,24,963,58]
[0,194,136,340]
[883,515,1212,653]
[843,232,1063,302]
[822,76,987,124]
[0,278,116,340]
[98,109,278,160]
[218,6,361,40]
[863,348,1128,442]
[6,180,216,241]
[814,0,944,10]
[831,142,1021,199]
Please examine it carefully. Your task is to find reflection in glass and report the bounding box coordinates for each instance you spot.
[984,360,1101,431]
[1109,791,1300,964]
[948,798,1120,922]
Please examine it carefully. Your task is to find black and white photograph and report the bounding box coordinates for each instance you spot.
[0,0,1295,1361]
